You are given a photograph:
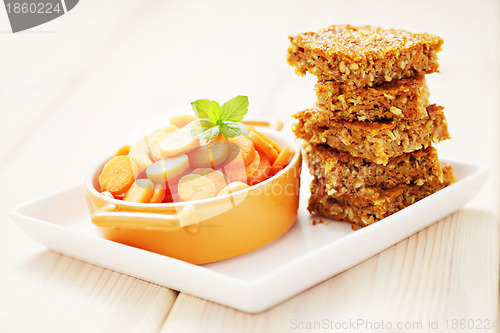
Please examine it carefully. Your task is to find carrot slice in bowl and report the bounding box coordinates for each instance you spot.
[191,168,229,193]
[247,153,272,185]
[189,135,230,169]
[169,114,196,128]
[98,155,138,196]
[124,179,155,203]
[217,181,249,196]
[248,131,278,164]
[228,135,256,166]
[270,146,295,176]
[177,174,217,201]
[149,183,167,203]
[244,150,261,178]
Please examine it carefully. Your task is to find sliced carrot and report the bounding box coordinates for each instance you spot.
[149,135,166,161]
[217,142,246,182]
[270,146,295,176]
[189,135,229,168]
[160,167,191,201]
[191,168,229,193]
[220,166,247,183]
[128,152,153,174]
[147,125,178,144]
[244,151,261,177]
[115,145,130,156]
[169,115,196,128]
[228,136,256,166]
[146,125,178,161]
[149,183,167,203]
[123,179,154,203]
[222,142,244,168]
[217,181,250,196]
[128,137,154,173]
[177,174,217,201]
[149,132,169,161]
[247,153,272,185]
[98,155,138,195]
[146,154,190,184]
[190,168,213,176]
[157,125,200,158]
[248,131,279,164]
[249,128,282,154]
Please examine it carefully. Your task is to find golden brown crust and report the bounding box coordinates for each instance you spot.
[304,144,447,196]
[307,164,454,227]
[315,75,429,121]
[288,24,451,227]
[293,104,450,164]
[287,25,443,87]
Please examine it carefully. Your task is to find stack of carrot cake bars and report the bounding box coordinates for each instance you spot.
[287,25,454,228]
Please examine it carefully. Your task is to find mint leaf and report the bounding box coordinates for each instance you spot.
[190,95,249,140]
[237,122,248,137]
[191,99,221,124]
[220,95,249,122]
[190,119,220,140]
[219,121,247,138]
[191,99,211,118]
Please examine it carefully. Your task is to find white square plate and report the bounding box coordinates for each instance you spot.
[10,157,489,313]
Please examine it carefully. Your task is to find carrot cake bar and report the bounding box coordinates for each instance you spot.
[293,104,450,164]
[308,163,454,227]
[315,75,429,121]
[304,144,448,196]
[287,25,443,87]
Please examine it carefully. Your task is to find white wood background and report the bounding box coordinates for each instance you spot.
[1,0,498,332]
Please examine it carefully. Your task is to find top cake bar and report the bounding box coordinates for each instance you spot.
[287,25,443,87]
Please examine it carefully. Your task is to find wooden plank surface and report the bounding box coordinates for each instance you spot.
[1,0,498,332]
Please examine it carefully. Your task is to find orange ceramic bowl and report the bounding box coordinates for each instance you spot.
[85,127,302,264]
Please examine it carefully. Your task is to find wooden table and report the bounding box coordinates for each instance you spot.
[1,0,498,332]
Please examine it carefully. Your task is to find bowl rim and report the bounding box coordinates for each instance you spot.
[85,127,301,208]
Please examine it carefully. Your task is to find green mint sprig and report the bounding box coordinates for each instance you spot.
[190,95,249,140]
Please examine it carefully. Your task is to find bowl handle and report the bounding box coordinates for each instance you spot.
[242,118,283,131]
[91,205,200,230]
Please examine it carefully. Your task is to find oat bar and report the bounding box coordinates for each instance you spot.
[308,164,454,227]
[293,104,450,165]
[287,25,443,87]
[304,144,447,196]
[315,75,429,121]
